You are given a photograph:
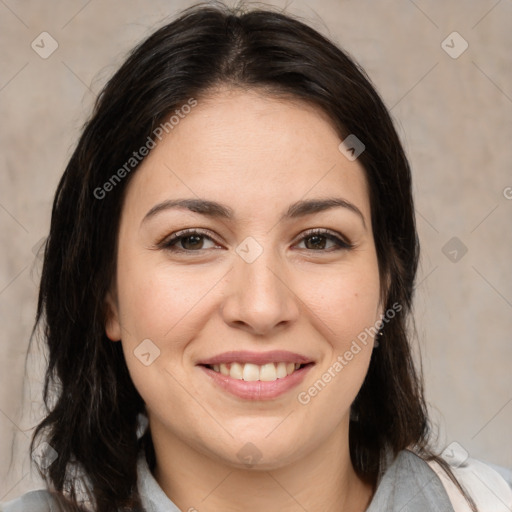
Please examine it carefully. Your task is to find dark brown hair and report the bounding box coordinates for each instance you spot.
[31,2,476,511]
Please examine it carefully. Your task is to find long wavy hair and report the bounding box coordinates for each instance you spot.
[30,2,476,511]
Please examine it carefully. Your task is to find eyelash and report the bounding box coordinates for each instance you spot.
[159,228,353,254]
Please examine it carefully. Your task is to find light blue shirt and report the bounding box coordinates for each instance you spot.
[1,450,510,511]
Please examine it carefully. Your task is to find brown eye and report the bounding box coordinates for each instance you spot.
[296,229,353,251]
[304,234,328,250]
[161,229,219,252]
[180,234,205,250]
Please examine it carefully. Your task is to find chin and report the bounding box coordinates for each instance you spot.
[211,437,306,471]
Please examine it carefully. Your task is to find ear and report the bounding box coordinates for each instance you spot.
[104,290,122,341]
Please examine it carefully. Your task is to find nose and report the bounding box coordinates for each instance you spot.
[220,248,300,336]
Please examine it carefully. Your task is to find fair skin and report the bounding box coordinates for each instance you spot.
[106,87,383,512]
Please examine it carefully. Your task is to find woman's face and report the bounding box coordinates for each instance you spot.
[106,88,383,470]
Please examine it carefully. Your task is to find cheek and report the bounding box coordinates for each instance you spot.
[116,253,217,340]
[293,261,381,408]
[114,252,225,404]
[115,265,198,421]
[301,262,382,348]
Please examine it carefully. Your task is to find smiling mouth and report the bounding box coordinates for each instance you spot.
[201,362,312,382]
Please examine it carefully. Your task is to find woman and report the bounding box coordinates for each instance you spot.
[2,3,511,511]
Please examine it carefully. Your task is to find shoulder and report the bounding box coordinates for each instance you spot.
[0,489,67,512]
[425,449,512,512]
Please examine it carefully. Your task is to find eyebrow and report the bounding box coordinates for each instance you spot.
[142,197,366,229]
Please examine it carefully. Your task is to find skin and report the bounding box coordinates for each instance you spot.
[106,87,384,512]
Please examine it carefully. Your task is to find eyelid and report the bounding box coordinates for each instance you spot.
[157,228,221,249]
[157,227,353,253]
[294,227,353,249]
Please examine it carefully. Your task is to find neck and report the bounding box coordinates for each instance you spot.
[150,418,374,512]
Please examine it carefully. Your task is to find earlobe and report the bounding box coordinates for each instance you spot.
[104,291,122,342]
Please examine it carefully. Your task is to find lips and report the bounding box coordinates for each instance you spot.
[196,350,315,400]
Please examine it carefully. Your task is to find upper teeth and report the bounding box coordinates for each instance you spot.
[210,362,301,381]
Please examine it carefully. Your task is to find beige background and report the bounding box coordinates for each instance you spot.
[1,0,511,500]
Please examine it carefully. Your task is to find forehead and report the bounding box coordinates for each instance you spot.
[123,88,371,225]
